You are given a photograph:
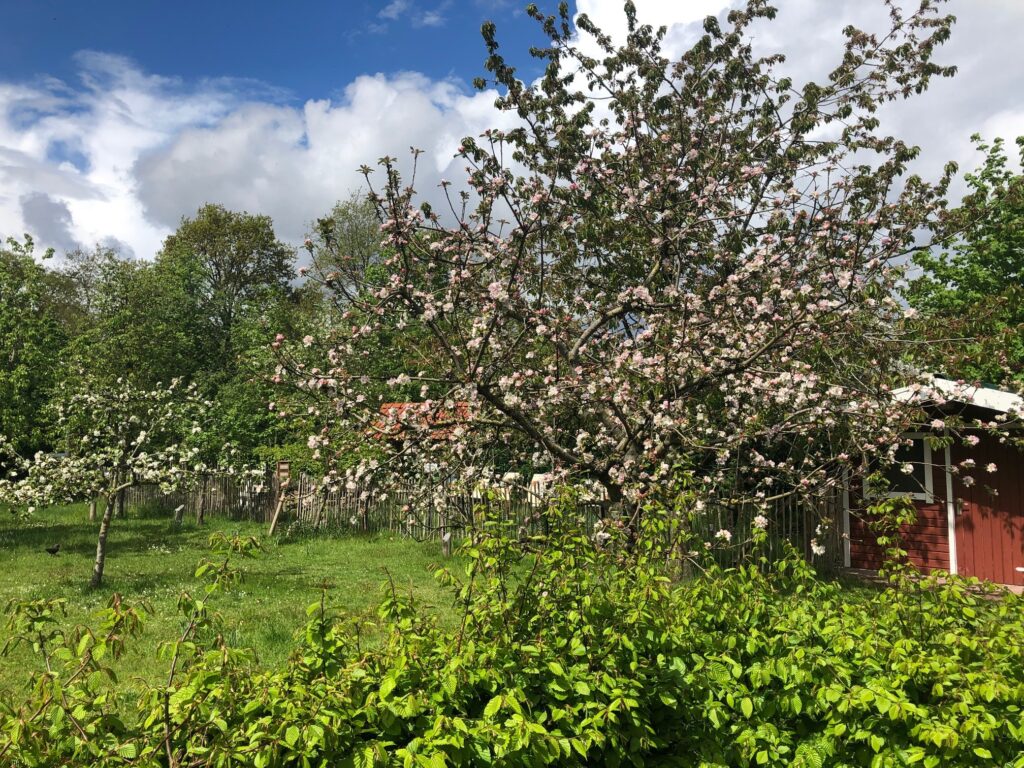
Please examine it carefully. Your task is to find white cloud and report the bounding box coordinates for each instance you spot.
[0,1,1021,258]
[416,9,446,27]
[378,1,410,21]
[133,72,518,245]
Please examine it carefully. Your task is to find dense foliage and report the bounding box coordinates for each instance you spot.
[2,508,1023,767]
[0,237,70,456]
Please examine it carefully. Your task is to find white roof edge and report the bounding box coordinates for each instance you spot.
[893,376,1024,414]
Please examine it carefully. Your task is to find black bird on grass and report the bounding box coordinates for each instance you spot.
[45,543,61,556]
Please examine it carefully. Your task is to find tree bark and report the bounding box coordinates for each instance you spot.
[91,494,115,588]
[115,486,126,519]
[88,499,97,522]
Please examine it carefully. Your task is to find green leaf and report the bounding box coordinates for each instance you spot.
[741,697,753,719]
[117,743,138,759]
[483,695,503,719]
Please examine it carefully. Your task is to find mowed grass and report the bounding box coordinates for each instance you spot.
[0,503,456,701]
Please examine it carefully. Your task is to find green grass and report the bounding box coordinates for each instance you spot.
[0,504,456,701]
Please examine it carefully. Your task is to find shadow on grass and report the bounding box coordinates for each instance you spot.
[0,515,220,555]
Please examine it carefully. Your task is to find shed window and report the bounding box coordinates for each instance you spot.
[868,434,933,501]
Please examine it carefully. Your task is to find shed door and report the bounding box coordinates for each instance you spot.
[951,440,1024,586]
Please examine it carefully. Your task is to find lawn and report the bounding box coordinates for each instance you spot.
[0,504,455,701]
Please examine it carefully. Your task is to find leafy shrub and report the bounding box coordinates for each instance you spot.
[2,508,1023,767]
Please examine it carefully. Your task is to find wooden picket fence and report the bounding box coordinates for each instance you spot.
[124,475,276,523]
[286,474,609,541]
[124,472,845,571]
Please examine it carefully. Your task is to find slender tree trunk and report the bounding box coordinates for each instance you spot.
[91,494,116,588]
[88,499,97,522]
[115,486,126,519]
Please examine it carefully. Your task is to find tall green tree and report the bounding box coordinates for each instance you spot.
[907,136,1024,384]
[0,237,68,454]
[63,253,204,389]
[309,192,383,285]
[158,204,296,374]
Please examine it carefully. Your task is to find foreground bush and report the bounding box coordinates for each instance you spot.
[2,518,1023,767]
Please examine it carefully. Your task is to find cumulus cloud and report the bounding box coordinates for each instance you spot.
[0,1,1021,259]
[133,72,518,244]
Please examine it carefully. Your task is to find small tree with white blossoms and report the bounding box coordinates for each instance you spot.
[3,376,206,587]
[279,1,964,534]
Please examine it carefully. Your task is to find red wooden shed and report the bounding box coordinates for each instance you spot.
[844,378,1024,586]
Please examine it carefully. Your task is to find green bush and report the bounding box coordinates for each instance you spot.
[2,509,1023,767]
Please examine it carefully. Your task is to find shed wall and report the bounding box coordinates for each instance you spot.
[848,459,950,572]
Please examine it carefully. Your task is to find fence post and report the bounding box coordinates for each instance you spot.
[195,475,208,525]
[441,507,451,557]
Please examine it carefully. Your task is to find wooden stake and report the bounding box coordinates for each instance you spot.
[268,491,287,536]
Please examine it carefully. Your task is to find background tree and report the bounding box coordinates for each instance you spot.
[0,237,69,455]
[309,192,384,283]
[906,135,1024,384]
[278,0,959,521]
[61,252,208,389]
[159,203,296,376]
[57,244,120,335]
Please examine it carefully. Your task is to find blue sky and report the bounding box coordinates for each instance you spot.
[0,1,551,104]
[0,0,1021,259]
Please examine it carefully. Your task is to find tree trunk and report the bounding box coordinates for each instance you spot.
[88,499,97,522]
[196,476,208,525]
[115,486,126,519]
[91,494,115,588]
[173,501,186,526]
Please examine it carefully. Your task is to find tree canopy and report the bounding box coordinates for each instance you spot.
[906,136,1024,384]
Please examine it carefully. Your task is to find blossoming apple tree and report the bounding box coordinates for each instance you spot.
[2,377,207,587]
[278,1,967,528]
